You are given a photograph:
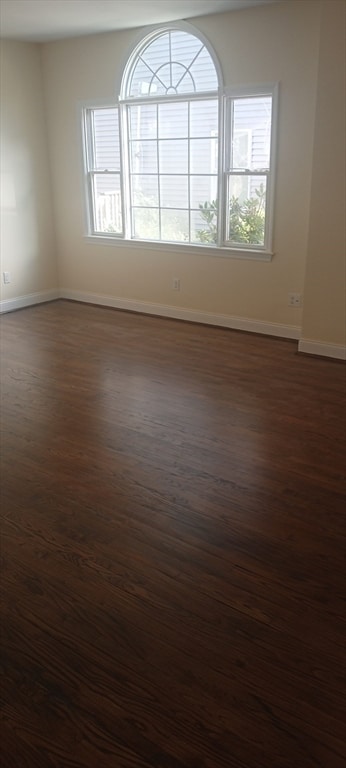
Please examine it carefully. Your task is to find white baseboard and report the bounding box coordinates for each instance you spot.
[60,289,301,340]
[0,289,60,314]
[298,338,346,360]
[4,289,343,359]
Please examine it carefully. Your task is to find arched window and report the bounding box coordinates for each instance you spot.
[118,26,221,245]
[82,23,277,255]
[122,29,219,98]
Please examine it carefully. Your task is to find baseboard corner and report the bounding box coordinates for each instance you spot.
[298,338,346,361]
[0,289,60,314]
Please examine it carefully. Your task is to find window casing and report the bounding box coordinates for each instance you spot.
[82,24,278,258]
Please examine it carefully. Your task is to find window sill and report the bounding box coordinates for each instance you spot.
[84,235,273,261]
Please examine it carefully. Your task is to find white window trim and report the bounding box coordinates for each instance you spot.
[83,235,273,261]
[78,27,278,261]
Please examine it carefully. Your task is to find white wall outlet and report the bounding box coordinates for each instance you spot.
[172,278,180,291]
[3,271,11,284]
[288,292,302,307]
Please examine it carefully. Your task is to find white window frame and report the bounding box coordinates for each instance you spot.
[223,83,278,254]
[80,24,278,262]
[82,104,124,237]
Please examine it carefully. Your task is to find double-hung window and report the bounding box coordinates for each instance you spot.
[224,87,276,249]
[82,24,277,257]
[83,107,123,235]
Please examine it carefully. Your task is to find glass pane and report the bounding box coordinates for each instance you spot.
[170,31,203,68]
[130,140,158,174]
[189,100,218,138]
[190,175,217,209]
[230,97,272,171]
[93,174,122,234]
[129,105,157,139]
[232,131,251,170]
[159,140,188,173]
[150,63,171,92]
[189,46,218,92]
[227,175,267,245]
[173,66,195,94]
[190,138,218,174]
[161,210,189,242]
[191,208,217,245]
[133,208,159,240]
[126,31,218,98]
[92,109,120,170]
[142,33,170,73]
[158,102,188,138]
[160,176,188,209]
[129,58,154,98]
[148,77,167,96]
[131,175,158,207]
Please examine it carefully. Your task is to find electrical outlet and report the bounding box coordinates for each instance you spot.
[288,292,302,307]
[172,278,180,291]
[3,271,11,284]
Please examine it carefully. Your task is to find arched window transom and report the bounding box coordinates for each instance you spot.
[126,30,219,98]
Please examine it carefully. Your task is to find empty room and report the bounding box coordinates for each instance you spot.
[0,0,345,766]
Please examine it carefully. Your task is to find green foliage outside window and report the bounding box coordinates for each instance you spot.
[196,183,266,245]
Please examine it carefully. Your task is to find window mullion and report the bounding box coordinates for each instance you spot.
[87,112,99,233]
[188,101,191,243]
[84,111,95,233]
[265,82,278,252]
[89,171,101,234]
[89,111,96,171]
[120,91,219,108]
[156,104,161,241]
[217,95,227,246]
[120,103,132,239]
[87,171,96,234]
[228,171,269,176]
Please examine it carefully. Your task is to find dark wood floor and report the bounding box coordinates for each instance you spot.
[0,300,345,768]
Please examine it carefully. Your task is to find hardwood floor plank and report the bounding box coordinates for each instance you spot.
[1,300,345,767]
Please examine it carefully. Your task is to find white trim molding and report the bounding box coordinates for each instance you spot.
[298,338,346,361]
[84,236,273,261]
[0,289,60,314]
[2,290,344,359]
[59,289,301,340]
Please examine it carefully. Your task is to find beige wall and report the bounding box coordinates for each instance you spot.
[301,0,346,347]
[41,0,321,330]
[0,41,57,301]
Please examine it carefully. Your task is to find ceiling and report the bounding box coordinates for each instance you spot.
[0,0,278,43]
